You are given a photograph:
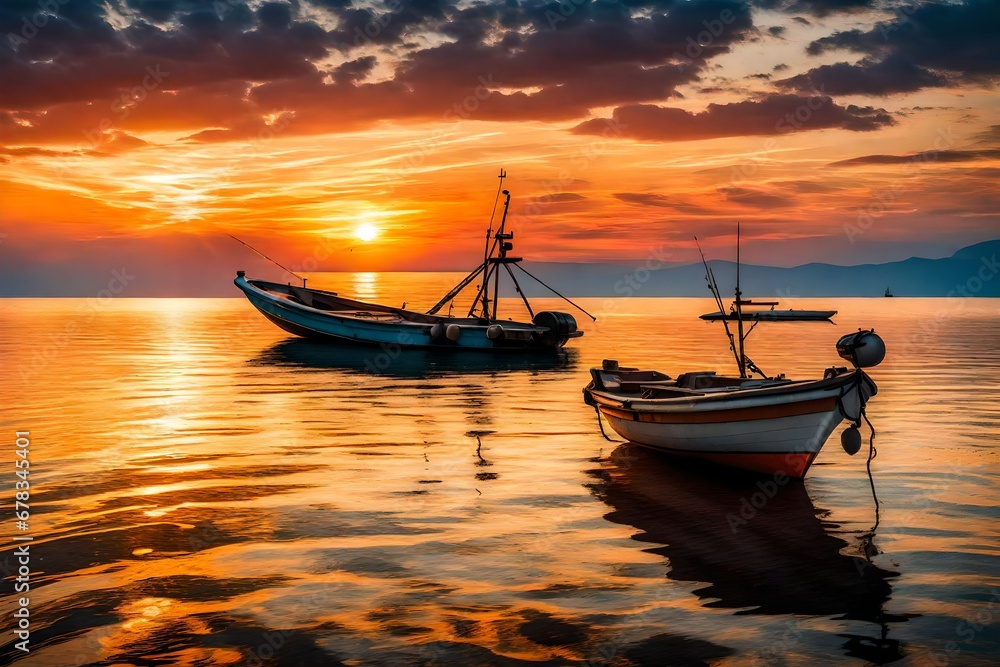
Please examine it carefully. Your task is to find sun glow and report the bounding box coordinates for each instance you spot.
[356,223,378,242]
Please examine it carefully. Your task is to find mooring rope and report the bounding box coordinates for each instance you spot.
[862,407,881,536]
[593,405,619,442]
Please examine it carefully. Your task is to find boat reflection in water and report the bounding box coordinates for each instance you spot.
[588,445,908,664]
[252,338,577,377]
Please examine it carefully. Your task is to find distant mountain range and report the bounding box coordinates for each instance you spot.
[514,240,1000,298]
[2,239,997,298]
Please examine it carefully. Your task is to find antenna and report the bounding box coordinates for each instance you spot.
[735,223,747,378]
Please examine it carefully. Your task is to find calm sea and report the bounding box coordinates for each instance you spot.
[1,273,998,666]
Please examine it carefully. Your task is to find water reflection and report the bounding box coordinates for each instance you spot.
[253,338,577,377]
[589,445,907,663]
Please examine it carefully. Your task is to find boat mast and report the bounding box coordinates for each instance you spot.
[695,236,741,373]
[427,171,597,323]
[478,169,506,318]
[735,224,747,378]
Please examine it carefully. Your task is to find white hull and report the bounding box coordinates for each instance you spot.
[586,369,876,478]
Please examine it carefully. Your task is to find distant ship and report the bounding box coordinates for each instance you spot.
[884,287,894,298]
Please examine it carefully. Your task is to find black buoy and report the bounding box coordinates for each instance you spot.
[841,425,862,455]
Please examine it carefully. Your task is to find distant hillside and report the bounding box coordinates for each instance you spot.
[514,240,1000,298]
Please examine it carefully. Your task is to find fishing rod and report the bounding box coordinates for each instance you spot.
[695,236,742,375]
[227,234,304,285]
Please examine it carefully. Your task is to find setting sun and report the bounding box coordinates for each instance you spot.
[356,223,378,242]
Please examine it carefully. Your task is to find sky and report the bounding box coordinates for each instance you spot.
[1,0,998,294]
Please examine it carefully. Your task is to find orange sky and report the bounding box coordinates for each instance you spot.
[1,0,998,294]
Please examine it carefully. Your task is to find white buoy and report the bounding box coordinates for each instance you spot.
[486,324,504,340]
[445,324,462,342]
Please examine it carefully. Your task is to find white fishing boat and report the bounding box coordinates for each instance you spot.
[234,172,591,352]
[583,230,885,479]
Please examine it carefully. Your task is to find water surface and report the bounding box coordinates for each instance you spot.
[1,278,998,666]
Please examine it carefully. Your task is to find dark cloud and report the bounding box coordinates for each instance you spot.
[830,149,1000,167]
[547,193,588,202]
[333,56,377,84]
[785,0,876,17]
[768,26,786,37]
[791,16,811,25]
[718,185,795,209]
[773,63,789,72]
[572,94,894,142]
[613,192,710,214]
[751,0,876,17]
[804,0,1000,93]
[257,2,293,30]
[0,0,761,144]
[777,54,945,96]
[974,125,1000,145]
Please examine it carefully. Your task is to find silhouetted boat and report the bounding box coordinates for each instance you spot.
[234,171,590,352]
[588,445,905,662]
[884,286,894,297]
[700,302,837,321]
[584,228,884,478]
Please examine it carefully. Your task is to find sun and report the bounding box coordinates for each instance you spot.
[355,223,378,242]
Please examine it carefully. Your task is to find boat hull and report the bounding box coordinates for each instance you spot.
[586,371,875,479]
[235,276,579,351]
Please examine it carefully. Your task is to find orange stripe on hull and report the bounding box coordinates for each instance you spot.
[599,397,837,425]
[662,449,819,479]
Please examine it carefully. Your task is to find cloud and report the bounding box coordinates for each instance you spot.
[974,125,1000,145]
[777,54,945,96]
[803,0,1000,94]
[829,149,1000,167]
[753,0,879,17]
[572,94,894,142]
[717,186,795,209]
[613,192,711,214]
[0,0,760,144]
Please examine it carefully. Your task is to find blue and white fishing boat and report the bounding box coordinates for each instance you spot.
[234,172,590,351]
